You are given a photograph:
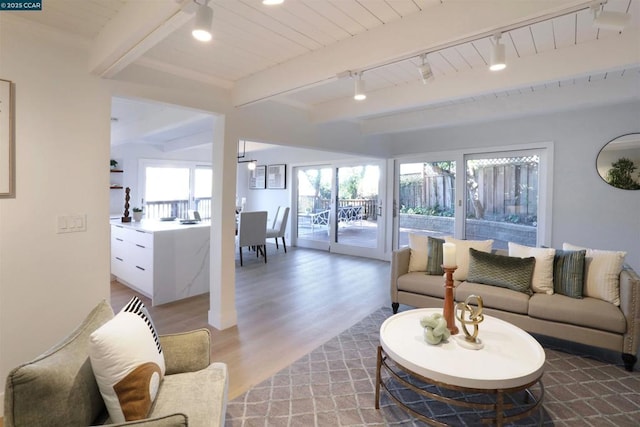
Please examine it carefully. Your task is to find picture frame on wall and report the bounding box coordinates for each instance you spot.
[0,78,15,198]
[267,164,286,189]
[249,165,266,189]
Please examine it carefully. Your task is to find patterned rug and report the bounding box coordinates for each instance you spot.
[225,307,640,426]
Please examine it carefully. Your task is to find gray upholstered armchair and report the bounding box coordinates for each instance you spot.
[4,300,228,426]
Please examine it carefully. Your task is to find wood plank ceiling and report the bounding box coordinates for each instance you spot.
[10,0,639,128]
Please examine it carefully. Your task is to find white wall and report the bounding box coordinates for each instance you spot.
[384,101,640,271]
[0,15,111,399]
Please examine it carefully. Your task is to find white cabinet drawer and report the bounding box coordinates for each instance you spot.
[127,229,154,248]
[130,243,153,270]
[111,253,127,279]
[111,225,127,241]
[129,263,153,296]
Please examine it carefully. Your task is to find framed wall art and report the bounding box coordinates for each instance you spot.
[0,78,15,198]
[249,165,266,189]
[267,164,286,189]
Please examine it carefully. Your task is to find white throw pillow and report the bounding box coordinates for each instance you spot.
[89,297,165,423]
[508,242,555,294]
[443,237,493,281]
[562,243,626,306]
[408,233,430,272]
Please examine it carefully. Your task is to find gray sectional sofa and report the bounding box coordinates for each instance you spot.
[390,246,640,371]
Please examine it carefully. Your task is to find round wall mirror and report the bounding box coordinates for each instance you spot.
[596,133,640,190]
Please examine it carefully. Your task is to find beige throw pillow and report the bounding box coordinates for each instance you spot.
[443,237,493,281]
[508,242,555,294]
[408,233,429,272]
[562,243,626,306]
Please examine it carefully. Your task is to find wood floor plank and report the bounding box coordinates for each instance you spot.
[111,245,391,400]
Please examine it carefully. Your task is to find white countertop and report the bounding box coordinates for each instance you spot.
[110,218,211,232]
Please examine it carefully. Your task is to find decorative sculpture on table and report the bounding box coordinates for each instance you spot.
[121,187,131,223]
[442,242,459,335]
[420,313,451,345]
[454,294,485,350]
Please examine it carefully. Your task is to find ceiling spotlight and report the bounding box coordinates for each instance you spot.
[192,0,213,42]
[354,72,366,101]
[263,0,284,4]
[591,3,631,32]
[489,33,506,71]
[247,161,257,171]
[418,54,434,84]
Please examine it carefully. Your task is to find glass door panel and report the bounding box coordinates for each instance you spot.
[464,153,539,249]
[295,166,332,250]
[397,161,456,248]
[330,162,385,259]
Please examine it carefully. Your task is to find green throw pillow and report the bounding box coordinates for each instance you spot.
[425,237,445,275]
[467,248,535,294]
[553,249,586,299]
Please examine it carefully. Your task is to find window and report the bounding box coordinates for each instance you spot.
[140,160,212,219]
[395,145,551,250]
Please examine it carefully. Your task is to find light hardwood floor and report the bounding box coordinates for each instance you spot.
[111,245,391,400]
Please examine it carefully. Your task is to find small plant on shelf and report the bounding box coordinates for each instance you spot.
[110,159,118,169]
[132,207,143,213]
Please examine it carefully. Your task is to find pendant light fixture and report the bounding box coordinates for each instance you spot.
[192,0,213,42]
[489,33,506,71]
[354,72,366,101]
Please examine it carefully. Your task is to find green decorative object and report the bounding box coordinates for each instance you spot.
[420,313,451,345]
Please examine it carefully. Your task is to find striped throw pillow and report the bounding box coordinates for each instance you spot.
[553,250,586,298]
[425,237,445,275]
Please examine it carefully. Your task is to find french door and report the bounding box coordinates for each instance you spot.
[293,161,386,259]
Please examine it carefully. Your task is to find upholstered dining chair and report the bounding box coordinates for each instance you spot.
[237,211,268,266]
[266,206,290,253]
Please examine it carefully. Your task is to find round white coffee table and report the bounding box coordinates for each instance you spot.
[375,308,545,426]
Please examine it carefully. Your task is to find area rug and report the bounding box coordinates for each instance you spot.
[225,307,640,426]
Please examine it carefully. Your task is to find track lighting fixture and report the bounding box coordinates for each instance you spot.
[418,54,434,84]
[262,0,284,5]
[192,0,213,42]
[354,72,366,101]
[489,33,506,71]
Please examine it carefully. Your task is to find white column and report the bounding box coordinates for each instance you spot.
[208,114,238,329]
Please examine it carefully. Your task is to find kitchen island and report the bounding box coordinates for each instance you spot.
[110,219,210,306]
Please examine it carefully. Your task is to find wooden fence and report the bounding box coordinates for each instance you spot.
[400,159,538,223]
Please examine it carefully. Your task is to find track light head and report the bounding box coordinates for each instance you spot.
[489,33,506,71]
[418,55,434,84]
[192,2,213,42]
[354,73,366,101]
[263,0,284,4]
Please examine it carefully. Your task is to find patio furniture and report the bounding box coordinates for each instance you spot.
[237,211,268,266]
[266,206,290,252]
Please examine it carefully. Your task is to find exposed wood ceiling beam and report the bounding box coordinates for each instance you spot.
[231,0,592,108]
[89,0,194,78]
[311,28,640,123]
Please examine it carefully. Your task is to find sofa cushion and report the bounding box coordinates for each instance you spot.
[553,249,586,299]
[456,281,530,314]
[508,242,555,294]
[397,272,448,298]
[563,243,626,306]
[466,248,535,294]
[89,297,166,423]
[426,236,445,275]
[444,237,493,281]
[4,300,114,427]
[529,294,626,334]
[149,362,228,427]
